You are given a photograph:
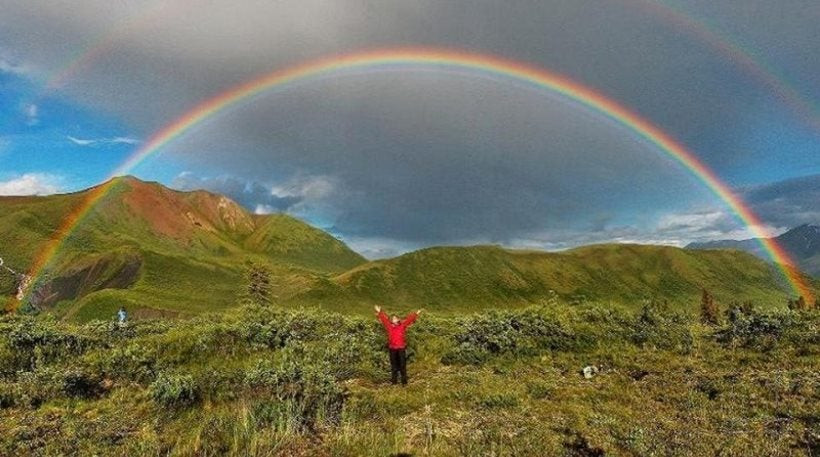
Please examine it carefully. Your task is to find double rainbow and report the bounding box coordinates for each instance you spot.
[18,48,813,304]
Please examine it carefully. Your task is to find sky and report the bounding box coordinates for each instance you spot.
[0,0,818,258]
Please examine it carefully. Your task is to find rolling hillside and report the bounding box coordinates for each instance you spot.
[303,244,815,311]
[1,177,815,321]
[0,176,365,319]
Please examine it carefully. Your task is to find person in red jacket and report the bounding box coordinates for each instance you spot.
[375,305,422,385]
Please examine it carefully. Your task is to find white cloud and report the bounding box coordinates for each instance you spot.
[271,174,336,200]
[110,136,140,145]
[67,135,140,147]
[171,172,302,214]
[0,55,31,75]
[656,211,726,232]
[343,236,421,260]
[504,204,796,253]
[23,104,38,126]
[67,135,96,146]
[254,204,276,215]
[0,173,61,196]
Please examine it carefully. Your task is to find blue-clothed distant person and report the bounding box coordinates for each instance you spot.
[117,307,127,325]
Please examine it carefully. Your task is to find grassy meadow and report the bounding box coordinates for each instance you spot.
[1,294,817,456]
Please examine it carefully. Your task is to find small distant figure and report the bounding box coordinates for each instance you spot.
[375,305,422,385]
[117,307,127,326]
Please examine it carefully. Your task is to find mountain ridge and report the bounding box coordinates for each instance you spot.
[686,224,820,277]
[1,177,816,320]
[299,242,812,310]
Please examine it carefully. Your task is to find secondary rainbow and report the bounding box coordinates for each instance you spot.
[643,0,820,132]
[17,47,813,305]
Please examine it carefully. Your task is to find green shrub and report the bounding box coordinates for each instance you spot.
[238,306,322,348]
[441,308,576,364]
[149,372,198,407]
[244,351,345,431]
[627,302,693,353]
[90,343,158,383]
[0,316,100,372]
[441,344,490,365]
[1,371,55,408]
[716,308,817,351]
[0,383,14,408]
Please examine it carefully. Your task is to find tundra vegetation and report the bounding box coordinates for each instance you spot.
[1,180,818,455]
[0,292,817,456]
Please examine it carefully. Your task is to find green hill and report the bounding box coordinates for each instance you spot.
[0,176,365,319]
[303,244,816,311]
[1,177,815,321]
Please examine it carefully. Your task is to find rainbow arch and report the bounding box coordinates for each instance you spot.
[45,1,177,92]
[641,0,820,133]
[18,47,814,304]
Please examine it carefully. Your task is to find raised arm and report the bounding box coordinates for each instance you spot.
[375,305,390,327]
[402,310,421,327]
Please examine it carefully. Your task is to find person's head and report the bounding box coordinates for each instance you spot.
[391,315,400,325]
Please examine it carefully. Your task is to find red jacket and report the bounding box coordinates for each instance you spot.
[378,311,418,349]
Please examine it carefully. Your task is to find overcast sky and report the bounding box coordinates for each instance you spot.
[1,0,817,258]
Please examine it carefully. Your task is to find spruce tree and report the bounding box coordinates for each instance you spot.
[245,263,273,306]
[700,288,719,325]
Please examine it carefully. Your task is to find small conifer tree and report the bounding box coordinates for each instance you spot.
[245,263,273,306]
[700,288,719,325]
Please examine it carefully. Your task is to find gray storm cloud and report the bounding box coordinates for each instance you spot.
[1,0,817,253]
[741,174,820,228]
[3,0,818,135]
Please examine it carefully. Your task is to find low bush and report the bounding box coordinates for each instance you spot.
[0,316,100,373]
[627,302,693,353]
[149,372,198,407]
[244,350,345,431]
[441,308,576,364]
[442,303,695,364]
[716,307,818,351]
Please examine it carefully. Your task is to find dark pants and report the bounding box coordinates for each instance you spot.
[389,348,408,385]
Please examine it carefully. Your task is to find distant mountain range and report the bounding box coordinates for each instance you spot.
[686,224,820,278]
[1,177,815,320]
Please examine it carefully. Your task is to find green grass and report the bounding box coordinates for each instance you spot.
[1,300,817,456]
[316,244,814,312]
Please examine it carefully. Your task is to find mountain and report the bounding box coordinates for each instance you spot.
[301,243,814,310]
[1,177,815,321]
[0,176,365,318]
[686,224,820,277]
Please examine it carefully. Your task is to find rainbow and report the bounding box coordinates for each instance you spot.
[643,0,820,132]
[44,1,177,91]
[16,47,814,305]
